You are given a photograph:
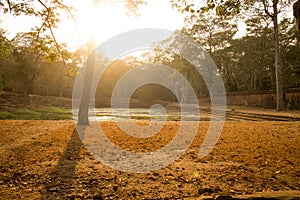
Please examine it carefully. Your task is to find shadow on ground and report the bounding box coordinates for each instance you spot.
[40,128,83,199]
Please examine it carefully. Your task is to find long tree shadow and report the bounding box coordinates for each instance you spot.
[40,128,83,199]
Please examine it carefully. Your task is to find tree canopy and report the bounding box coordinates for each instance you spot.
[0,0,299,112]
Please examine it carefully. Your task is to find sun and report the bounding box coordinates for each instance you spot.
[79,2,132,45]
[54,1,132,50]
[54,0,185,51]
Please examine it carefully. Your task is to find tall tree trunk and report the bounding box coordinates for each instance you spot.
[294,0,300,44]
[78,39,96,125]
[273,0,284,111]
[209,33,213,55]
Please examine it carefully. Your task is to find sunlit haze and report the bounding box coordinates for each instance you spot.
[61,0,186,50]
[1,0,185,51]
[0,0,249,51]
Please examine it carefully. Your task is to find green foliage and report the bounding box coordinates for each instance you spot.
[170,0,297,104]
[0,0,78,66]
[0,107,72,120]
[0,30,11,60]
[183,11,237,55]
[171,0,240,17]
[0,30,79,97]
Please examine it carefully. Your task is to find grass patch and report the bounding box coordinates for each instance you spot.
[0,107,72,120]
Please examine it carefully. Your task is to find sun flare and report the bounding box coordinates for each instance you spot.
[54,1,185,51]
[86,3,129,44]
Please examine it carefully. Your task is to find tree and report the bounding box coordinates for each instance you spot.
[214,31,275,92]
[11,32,61,94]
[78,39,96,125]
[0,30,11,92]
[0,0,75,60]
[0,0,77,98]
[0,30,11,60]
[259,0,290,110]
[183,12,237,56]
[294,0,300,44]
[77,0,146,125]
[171,0,291,111]
[207,16,299,94]
[280,18,300,88]
[1,0,147,124]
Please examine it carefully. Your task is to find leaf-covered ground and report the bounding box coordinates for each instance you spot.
[0,119,299,199]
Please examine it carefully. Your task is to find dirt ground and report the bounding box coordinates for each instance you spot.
[0,118,300,199]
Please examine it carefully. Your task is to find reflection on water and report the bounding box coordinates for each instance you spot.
[73,107,210,121]
[96,108,180,121]
[72,106,230,121]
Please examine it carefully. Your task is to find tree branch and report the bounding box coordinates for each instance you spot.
[6,0,12,12]
[36,0,51,39]
[36,0,48,10]
[35,0,68,63]
[53,0,80,46]
[262,0,274,18]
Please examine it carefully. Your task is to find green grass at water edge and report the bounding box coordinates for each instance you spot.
[0,107,72,120]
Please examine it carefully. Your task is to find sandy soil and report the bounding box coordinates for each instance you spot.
[0,120,299,199]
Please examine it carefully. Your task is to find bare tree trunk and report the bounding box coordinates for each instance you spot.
[78,39,96,125]
[209,33,213,55]
[294,0,300,44]
[273,1,284,111]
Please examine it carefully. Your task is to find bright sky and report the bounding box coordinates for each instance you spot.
[58,0,187,50]
[0,0,248,51]
[0,0,186,51]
